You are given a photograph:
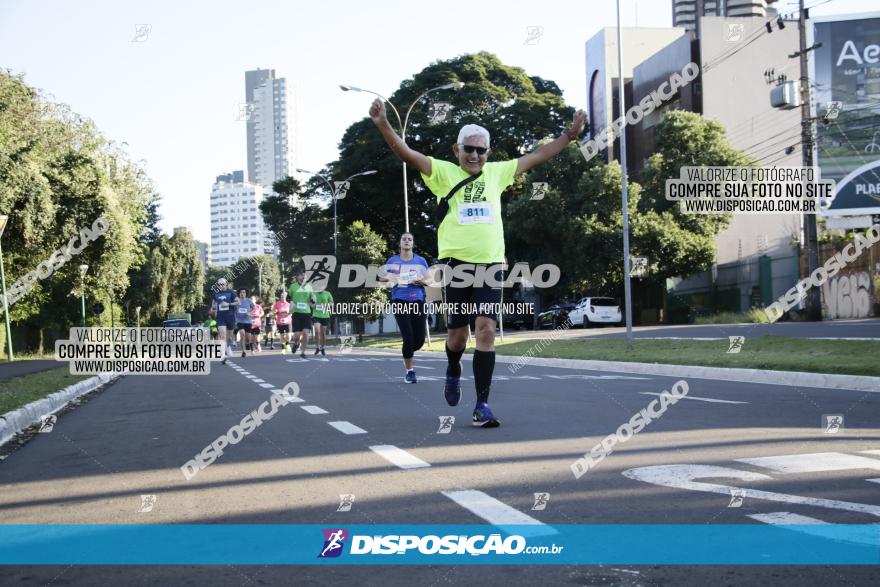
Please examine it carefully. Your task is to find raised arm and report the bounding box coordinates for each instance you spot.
[369,98,432,176]
[516,109,587,176]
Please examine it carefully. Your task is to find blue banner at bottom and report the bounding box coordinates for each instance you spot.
[0,524,876,565]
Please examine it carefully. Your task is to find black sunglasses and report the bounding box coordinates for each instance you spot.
[460,145,488,155]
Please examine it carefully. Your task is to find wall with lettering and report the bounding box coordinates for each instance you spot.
[821,272,873,319]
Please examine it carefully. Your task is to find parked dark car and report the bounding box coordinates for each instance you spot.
[537,301,576,329]
[162,319,192,328]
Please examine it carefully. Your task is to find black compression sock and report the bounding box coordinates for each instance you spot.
[445,343,464,378]
[473,349,496,404]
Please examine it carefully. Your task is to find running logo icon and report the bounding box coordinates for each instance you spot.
[337,494,355,512]
[726,23,744,42]
[132,24,151,42]
[530,182,549,201]
[823,414,844,434]
[524,25,544,45]
[333,181,350,200]
[235,102,255,122]
[428,102,452,124]
[532,492,550,511]
[436,416,455,434]
[727,489,745,508]
[727,336,745,354]
[319,528,348,558]
[38,415,57,433]
[303,255,337,292]
[339,335,355,354]
[138,494,157,513]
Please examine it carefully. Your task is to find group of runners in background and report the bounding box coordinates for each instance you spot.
[208,273,334,364]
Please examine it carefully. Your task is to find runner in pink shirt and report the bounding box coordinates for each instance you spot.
[250,295,264,353]
[273,291,293,354]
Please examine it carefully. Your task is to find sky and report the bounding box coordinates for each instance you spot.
[1,0,874,242]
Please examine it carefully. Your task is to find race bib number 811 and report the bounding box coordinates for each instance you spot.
[457,203,493,225]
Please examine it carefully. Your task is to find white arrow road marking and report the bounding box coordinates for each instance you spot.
[441,490,558,537]
[747,512,879,547]
[867,479,880,485]
[622,464,880,517]
[737,452,880,474]
[369,445,428,468]
[639,392,748,405]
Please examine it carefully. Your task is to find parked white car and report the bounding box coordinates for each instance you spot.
[567,297,623,328]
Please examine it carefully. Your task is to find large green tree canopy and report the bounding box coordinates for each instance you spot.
[0,71,156,327]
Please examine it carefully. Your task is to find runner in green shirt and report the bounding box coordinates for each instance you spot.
[204,317,218,340]
[311,290,333,356]
[288,271,316,359]
[369,96,585,428]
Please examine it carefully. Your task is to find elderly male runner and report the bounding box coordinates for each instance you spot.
[370,97,585,427]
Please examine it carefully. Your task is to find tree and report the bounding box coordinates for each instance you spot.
[507,110,754,298]
[260,176,332,272]
[232,255,282,302]
[135,229,204,324]
[0,71,156,339]
[330,52,575,255]
[335,220,388,324]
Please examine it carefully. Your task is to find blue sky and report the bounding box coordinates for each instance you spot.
[1,0,873,242]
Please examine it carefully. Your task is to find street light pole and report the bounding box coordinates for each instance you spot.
[78,264,89,328]
[340,82,463,232]
[0,215,13,361]
[616,0,634,350]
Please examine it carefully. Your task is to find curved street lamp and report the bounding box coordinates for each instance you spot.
[339,81,464,232]
[295,168,377,256]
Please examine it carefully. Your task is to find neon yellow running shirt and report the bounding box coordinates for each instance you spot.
[421,157,517,263]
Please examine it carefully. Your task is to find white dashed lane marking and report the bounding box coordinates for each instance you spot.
[329,421,368,435]
[300,406,328,415]
[369,444,428,468]
[441,490,557,537]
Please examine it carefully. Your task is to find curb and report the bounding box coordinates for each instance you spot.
[392,350,880,393]
[0,371,120,446]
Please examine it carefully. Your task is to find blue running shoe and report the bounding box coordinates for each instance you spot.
[404,370,417,384]
[444,376,461,406]
[472,402,500,428]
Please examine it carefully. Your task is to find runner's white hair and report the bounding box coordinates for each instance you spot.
[457,124,490,148]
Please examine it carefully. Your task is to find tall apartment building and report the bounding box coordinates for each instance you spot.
[244,68,303,192]
[672,0,778,31]
[209,171,270,267]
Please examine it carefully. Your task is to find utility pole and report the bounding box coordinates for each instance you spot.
[796,0,822,321]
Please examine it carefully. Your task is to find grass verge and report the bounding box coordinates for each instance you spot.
[0,367,90,415]
[361,335,880,377]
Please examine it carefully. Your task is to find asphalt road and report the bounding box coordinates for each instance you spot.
[0,348,878,586]
[508,317,880,340]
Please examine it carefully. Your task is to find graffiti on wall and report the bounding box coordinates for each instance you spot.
[821,272,874,319]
